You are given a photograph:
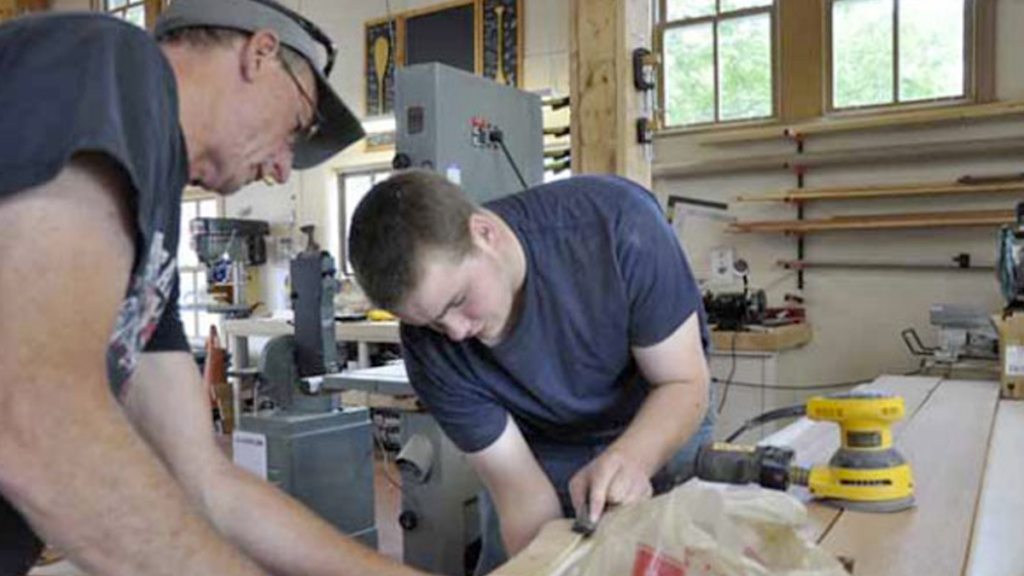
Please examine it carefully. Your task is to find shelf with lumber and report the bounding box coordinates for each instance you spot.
[736,178,1024,204]
[695,100,1024,146]
[729,209,1015,235]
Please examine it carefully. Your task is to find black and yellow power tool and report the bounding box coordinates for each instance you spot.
[696,391,915,513]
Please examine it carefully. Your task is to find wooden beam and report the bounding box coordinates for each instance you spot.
[570,0,651,187]
[973,0,997,103]
[779,0,823,123]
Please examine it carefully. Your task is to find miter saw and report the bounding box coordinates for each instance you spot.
[696,391,915,513]
[998,202,1024,308]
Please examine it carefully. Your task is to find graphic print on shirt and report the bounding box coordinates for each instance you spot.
[107,230,176,390]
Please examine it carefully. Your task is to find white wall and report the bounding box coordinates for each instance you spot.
[652,0,1024,385]
[224,0,572,312]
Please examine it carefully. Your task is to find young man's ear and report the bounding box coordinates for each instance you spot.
[468,213,500,250]
[240,29,281,81]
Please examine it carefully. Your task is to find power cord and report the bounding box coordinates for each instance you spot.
[725,404,807,442]
[715,331,739,414]
[489,127,529,191]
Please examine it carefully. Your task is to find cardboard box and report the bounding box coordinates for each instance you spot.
[994,312,1024,398]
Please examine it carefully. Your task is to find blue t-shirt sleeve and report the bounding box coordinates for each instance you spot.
[401,324,509,453]
[614,183,705,347]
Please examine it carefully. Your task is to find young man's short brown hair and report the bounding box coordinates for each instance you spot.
[348,169,479,311]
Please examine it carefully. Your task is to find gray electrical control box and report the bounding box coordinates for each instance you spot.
[396,62,544,203]
[237,409,378,547]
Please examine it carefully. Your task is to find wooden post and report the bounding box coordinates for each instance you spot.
[0,0,18,22]
[779,0,823,123]
[570,0,651,187]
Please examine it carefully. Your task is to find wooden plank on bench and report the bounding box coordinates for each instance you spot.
[964,399,1024,576]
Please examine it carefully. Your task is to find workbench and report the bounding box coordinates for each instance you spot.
[494,375,1023,576]
[221,317,400,421]
[223,316,400,369]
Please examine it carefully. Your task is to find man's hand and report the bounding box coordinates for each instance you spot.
[568,449,653,523]
[569,313,710,526]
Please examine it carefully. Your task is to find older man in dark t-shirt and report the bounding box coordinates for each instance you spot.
[0,2,435,576]
[349,171,714,574]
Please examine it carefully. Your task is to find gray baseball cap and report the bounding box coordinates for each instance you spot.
[155,0,364,169]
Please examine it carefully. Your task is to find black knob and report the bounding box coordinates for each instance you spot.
[393,153,412,170]
[399,510,418,531]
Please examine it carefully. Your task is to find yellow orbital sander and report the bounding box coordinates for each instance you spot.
[696,391,915,513]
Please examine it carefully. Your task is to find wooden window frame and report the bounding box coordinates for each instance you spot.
[656,0,779,130]
[825,0,982,115]
[655,0,996,136]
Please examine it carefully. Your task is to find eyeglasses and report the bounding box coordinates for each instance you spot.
[278,54,323,143]
[246,0,337,77]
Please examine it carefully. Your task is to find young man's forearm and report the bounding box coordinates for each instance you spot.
[494,480,563,556]
[466,416,563,557]
[607,378,709,477]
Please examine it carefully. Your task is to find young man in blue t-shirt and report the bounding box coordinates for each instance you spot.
[349,169,715,573]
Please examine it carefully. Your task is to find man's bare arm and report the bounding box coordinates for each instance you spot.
[568,312,710,521]
[466,415,563,556]
[0,156,266,576]
[124,351,433,576]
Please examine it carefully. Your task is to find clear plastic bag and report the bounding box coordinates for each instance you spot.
[561,481,848,576]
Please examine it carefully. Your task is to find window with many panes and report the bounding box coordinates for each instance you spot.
[829,0,972,110]
[659,0,776,128]
[178,195,221,342]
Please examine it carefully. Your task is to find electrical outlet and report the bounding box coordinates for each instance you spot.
[710,247,735,284]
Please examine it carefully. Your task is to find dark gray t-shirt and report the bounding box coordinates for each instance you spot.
[0,13,189,570]
[401,175,709,453]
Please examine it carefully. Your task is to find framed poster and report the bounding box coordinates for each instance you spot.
[481,0,522,87]
[364,0,523,118]
[364,19,397,116]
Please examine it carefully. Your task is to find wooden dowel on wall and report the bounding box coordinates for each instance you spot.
[736,180,1024,203]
